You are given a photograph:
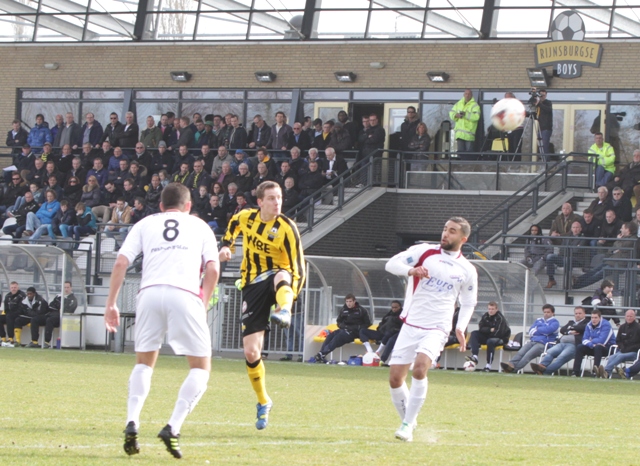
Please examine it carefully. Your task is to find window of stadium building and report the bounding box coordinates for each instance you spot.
[3,2,640,42]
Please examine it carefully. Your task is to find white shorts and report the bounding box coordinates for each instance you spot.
[135,285,211,357]
[390,325,448,365]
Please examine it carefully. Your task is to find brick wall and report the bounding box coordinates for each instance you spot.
[305,192,535,257]
[0,40,638,121]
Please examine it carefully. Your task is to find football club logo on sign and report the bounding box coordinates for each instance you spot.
[534,11,603,79]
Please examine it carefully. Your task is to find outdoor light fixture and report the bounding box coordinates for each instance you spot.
[527,68,550,88]
[334,71,357,83]
[170,71,192,82]
[426,71,449,83]
[43,63,59,70]
[255,71,277,83]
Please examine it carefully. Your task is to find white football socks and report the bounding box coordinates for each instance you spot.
[127,364,153,428]
[168,368,210,435]
[376,343,386,356]
[390,382,410,420]
[404,376,428,426]
[363,341,374,353]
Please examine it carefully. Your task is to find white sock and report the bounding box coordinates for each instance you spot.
[404,377,428,426]
[363,342,373,353]
[168,368,210,435]
[127,364,153,428]
[390,382,410,421]
[376,343,386,355]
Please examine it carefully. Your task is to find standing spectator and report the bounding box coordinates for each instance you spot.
[158,114,173,146]
[589,132,616,188]
[115,111,139,151]
[359,300,403,364]
[284,121,311,152]
[139,116,162,148]
[172,117,194,151]
[572,309,615,377]
[360,114,386,161]
[466,301,511,372]
[500,304,559,373]
[27,114,52,154]
[81,112,103,149]
[400,106,421,152]
[312,121,333,153]
[449,89,481,158]
[6,120,28,156]
[13,143,36,175]
[327,122,352,157]
[314,294,371,363]
[533,88,553,156]
[407,122,431,166]
[531,306,588,376]
[602,309,640,378]
[355,115,371,163]
[521,224,553,275]
[228,115,248,150]
[54,112,82,151]
[248,114,271,149]
[49,114,64,147]
[337,110,357,147]
[270,111,292,156]
[100,112,122,147]
[198,122,217,150]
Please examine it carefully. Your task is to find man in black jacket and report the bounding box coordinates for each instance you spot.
[0,281,26,347]
[115,112,139,153]
[603,309,640,378]
[3,191,38,239]
[359,300,403,363]
[27,281,78,348]
[6,120,28,156]
[359,113,386,162]
[9,286,48,347]
[284,122,311,152]
[530,306,588,375]
[315,294,371,363]
[400,106,421,152]
[100,112,123,147]
[466,301,511,371]
[248,114,272,150]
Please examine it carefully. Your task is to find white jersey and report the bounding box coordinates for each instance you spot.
[385,243,477,335]
[118,211,219,296]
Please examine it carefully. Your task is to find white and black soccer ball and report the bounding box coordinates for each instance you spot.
[550,11,585,41]
[463,360,476,372]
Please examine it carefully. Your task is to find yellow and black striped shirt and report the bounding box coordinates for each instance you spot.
[222,208,305,297]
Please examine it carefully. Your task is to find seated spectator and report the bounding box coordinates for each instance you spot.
[87,157,108,188]
[611,187,632,222]
[11,286,48,346]
[501,304,559,373]
[39,142,55,165]
[289,146,307,177]
[27,281,78,349]
[574,222,637,289]
[211,181,225,198]
[192,185,210,217]
[323,147,348,182]
[122,178,145,207]
[591,279,619,325]
[275,160,296,190]
[230,149,250,175]
[65,157,87,187]
[220,183,237,219]
[0,172,28,218]
[521,224,552,275]
[314,294,371,363]
[80,175,102,209]
[229,192,250,217]
[588,186,611,222]
[28,182,44,206]
[173,145,194,172]
[235,163,253,196]
[44,160,61,187]
[24,189,60,241]
[250,163,274,203]
[255,148,277,178]
[49,200,76,241]
[145,174,163,212]
[14,143,36,176]
[600,309,640,378]
[598,209,622,248]
[580,208,602,248]
[544,221,589,289]
[607,149,640,202]
[212,146,234,177]
[111,158,130,188]
[358,300,403,364]
[171,162,191,184]
[104,198,132,248]
[158,169,169,188]
[127,160,144,188]
[28,157,47,188]
[92,181,120,225]
[149,142,171,176]
[45,175,63,201]
[282,177,301,218]
[0,281,26,347]
[2,191,38,239]
[130,197,153,224]
[70,202,97,245]
[297,160,326,199]
[201,195,227,234]
[62,176,83,207]
[549,202,581,244]
[108,146,128,175]
[572,309,615,377]
[531,306,588,375]
[186,159,212,198]
[466,301,511,372]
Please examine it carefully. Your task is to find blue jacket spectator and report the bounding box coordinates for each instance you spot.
[582,317,614,347]
[529,314,560,344]
[76,206,97,230]
[27,116,52,153]
[36,198,61,225]
[573,310,615,377]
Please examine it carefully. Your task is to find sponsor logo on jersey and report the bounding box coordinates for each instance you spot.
[247,234,271,253]
[421,276,455,292]
[267,226,279,241]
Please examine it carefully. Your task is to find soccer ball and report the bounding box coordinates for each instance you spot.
[490,98,525,132]
[463,360,476,372]
[550,11,585,41]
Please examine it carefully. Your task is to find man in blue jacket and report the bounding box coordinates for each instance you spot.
[572,309,615,377]
[27,114,52,154]
[23,189,60,240]
[501,304,559,373]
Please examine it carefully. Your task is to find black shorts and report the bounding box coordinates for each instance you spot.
[241,275,277,337]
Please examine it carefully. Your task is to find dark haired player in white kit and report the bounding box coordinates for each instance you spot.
[105,182,219,459]
[385,217,477,442]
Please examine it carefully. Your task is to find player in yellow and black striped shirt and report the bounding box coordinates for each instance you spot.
[219,180,305,431]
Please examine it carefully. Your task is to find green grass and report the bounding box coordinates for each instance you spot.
[1,349,638,465]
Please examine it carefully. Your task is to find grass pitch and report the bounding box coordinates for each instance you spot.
[1,349,638,465]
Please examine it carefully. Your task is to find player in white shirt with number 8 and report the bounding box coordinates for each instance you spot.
[385,217,477,442]
[105,183,220,459]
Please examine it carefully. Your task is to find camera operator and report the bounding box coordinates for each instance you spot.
[530,88,553,156]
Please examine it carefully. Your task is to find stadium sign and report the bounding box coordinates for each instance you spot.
[533,11,603,79]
